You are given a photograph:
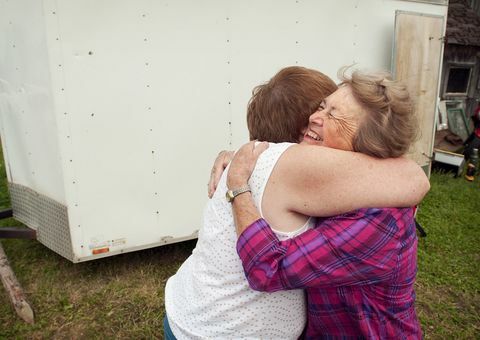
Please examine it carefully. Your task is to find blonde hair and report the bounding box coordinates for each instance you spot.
[338,67,418,158]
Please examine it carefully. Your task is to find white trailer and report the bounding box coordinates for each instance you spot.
[0,0,448,262]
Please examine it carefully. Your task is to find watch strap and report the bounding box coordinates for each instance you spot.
[226,185,251,203]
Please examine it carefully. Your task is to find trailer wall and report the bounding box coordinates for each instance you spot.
[0,0,448,261]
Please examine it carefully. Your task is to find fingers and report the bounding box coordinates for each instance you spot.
[253,141,269,158]
[222,150,234,168]
[208,143,266,198]
[238,141,268,160]
[237,140,267,156]
[208,171,216,198]
[227,141,268,188]
[208,150,234,198]
[208,155,224,198]
[236,140,255,154]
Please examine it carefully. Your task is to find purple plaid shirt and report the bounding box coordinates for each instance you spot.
[237,208,421,339]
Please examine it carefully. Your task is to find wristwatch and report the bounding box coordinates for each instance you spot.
[226,185,251,203]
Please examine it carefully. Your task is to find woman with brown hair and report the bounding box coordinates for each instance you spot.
[164,67,428,339]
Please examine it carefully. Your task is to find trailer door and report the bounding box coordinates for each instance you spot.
[393,11,445,176]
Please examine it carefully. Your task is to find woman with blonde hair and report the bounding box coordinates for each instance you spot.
[225,68,424,339]
[165,67,428,339]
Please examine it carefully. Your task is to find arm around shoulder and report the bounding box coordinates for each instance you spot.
[270,145,430,217]
[237,208,403,291]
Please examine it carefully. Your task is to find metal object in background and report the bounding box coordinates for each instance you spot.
[0,208,36,239]
[465,148,479,181]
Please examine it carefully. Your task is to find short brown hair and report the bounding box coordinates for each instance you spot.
[247,66,337,143]
[339,68,418,158]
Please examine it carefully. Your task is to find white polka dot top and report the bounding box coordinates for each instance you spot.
[165,142,314,339]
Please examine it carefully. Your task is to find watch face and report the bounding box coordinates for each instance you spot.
[226,190,234,202]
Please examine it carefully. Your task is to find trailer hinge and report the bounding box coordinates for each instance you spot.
[422,152,433,161]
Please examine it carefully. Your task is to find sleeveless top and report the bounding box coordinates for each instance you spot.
[165,142,314,339]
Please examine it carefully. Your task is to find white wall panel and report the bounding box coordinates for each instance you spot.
[0,0,448,261]
[0,0,66,204]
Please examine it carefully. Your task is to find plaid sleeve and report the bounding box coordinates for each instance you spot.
[237,209,413,291]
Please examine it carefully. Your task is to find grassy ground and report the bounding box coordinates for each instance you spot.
[415,170,480,339]
[0,166,479,339]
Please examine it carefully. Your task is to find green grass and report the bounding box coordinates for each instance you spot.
[0,166,479,338]
[415,170,480,339]
[0,234,196,338]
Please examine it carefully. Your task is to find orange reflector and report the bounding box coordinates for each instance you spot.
[92,247,109,255]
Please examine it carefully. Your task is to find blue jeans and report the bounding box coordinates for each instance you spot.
[163,315,177,340]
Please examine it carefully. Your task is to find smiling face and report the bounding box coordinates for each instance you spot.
[247,66,337,143]
[302,85,364,151]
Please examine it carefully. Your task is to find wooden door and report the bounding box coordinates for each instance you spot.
[393,11,445,175]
